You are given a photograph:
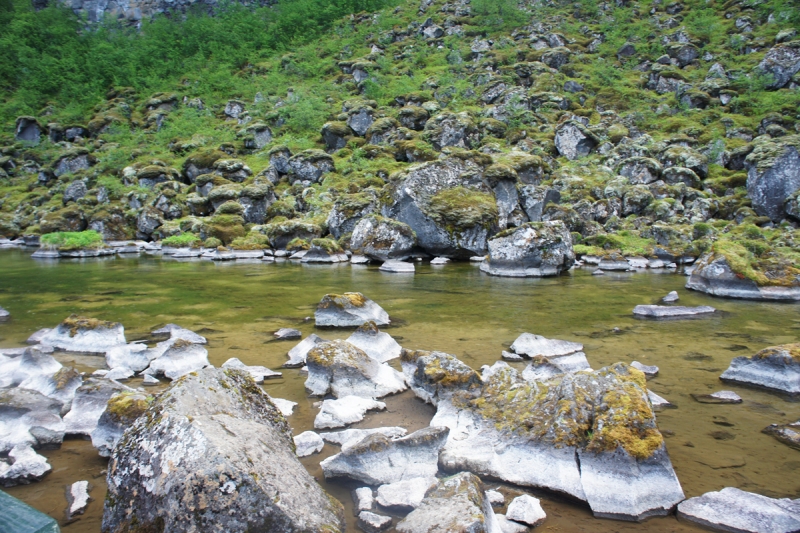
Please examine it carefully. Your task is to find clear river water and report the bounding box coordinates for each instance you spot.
[1,249,798,532]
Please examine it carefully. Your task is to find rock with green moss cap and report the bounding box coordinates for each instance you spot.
[555,120,598,160]
[327,192,378,240]
[305,339,406,398]
[745,135,800,222]
[321,121,352,151]
[302,238,349,263]
[103,368,346,533]
[758,41,800,89]
[423,111,479,150]
[62,378,132,437]
[350,215,416,262]
[480,221,575,277]
[400,349,482,406]
[38,315,126,354]
[395,472,502,533]
[91,390,150,457]
[720,343,800,395]
[287,149,335,184]
[264,220,323,249]
[686,253,800,301]
[315,292,390,327]
[408,356,684,521]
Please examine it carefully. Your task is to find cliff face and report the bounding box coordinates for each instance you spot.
[37,0,274,23]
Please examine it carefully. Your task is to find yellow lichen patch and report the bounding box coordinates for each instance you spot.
[52,367,80,389]
[753,343,800,362]
[317,292,367,310]
[106,391,152,423]
[61,314,120,336]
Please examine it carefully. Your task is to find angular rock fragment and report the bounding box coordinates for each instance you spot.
[320,426,449,485]
[763,419,800,450]
[677,487,800,533]
[359,511,393,533]
[274,328,302,340]
[293,431,324,457]
[633,305,716,318]
[0,388,65,452]
[321,426,408,450]
[102,368,345,533]
[268,396,297,417]
[285,333,327,367]
[314,396,386,429]
[63,378,131,437]
[305,340,406,398]
[350,215,417,262]
[4,348,63,389]
[151,323,207,344]
[521,353,591,380]
[506,494,546,527]
[39,316,126,354]
[65,480,92,519]
[510,333,583,358]
[0,445,51,487]
[105,343,150,372]
[631,361,659,379]
[395,472,501,533]
[379,260,416,273]
[146,340,210,380]
[315,293,390,327]
[346,322,402,363]
[720,344,800,395]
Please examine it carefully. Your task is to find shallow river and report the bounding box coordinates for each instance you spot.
[1,249,798,532]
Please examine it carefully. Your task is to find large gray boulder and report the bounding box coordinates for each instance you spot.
[304,340,406,398]
[686,253,800,301]
[480,221,575,277]
[677,487,800,533]
[720,343,800,395]
[395,472,502,533]
[102,368,345,533]
[326,193,378,240]
[758,41,800,89]
[382,158,498,258]
[320,426,448,485]
[315,293,390,327]
[404,354,684,521]
[287,149,335,184]
[14,116,42,144]
[350,215,417,262]
[745,135,800,222]
[38,315,126,354]
[400,350,482,406]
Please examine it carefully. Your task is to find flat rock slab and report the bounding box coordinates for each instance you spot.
[314,396,386,429]
[763,419,800,450]
[146,340,210,380]
[221,358,281,383]
[66,480,91,519]
[677,487,800,533]
[376,477,436,511]
[521,352,592,381]
[151,324,207,344]
[496,515,528,533]
[648,391,676,410]
[321,426,407,450]
[720,344,800,395]
[379,260,415,273]
[63,378,131,437]
[633,305,716,318]
[274,328,302,340]
[320,426,448,485]
[692,390,743,404]
[39,316,126,354]
[315,292,390,327]
[662,291,679,302]
[354,487,374,512]
[268,397,297,417]
[510,333,583,358]
[0,388,65,453]
[631,361,659,378]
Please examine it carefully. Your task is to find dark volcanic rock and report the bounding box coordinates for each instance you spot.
[102,368,345,533]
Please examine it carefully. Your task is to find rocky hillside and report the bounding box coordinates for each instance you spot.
[0,0,798,287]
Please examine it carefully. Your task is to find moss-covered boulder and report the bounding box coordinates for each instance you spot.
[287,149,335,184]
[182,149,227,183]
[398,106,430,131]
[263,219,323,249]
[744,135,800,223]
[423,111,479,151]
[721,343,800,395]
[481,221,575,277]
[52,149,96,177]
[350,214,416,262]
[301,238,348,263]
[321,121,352,151]
[405,356,684,521]
[326,192,377,240]
[315,292,389,327]
[555,120,599,160]
[14,116,42,144]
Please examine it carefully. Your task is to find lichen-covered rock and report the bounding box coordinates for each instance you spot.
[350,215,417,262]
[0,388,65,453]
[405,354,684,521]
[686,253,800,301]
[617,157,662,185]
[63,378,131,437]
[677,487,800,533]
[395,472,501,533]
[301,238,349,263]
[285,334,328,367]
[315,292,390,327]
[305,339,406,398]
[326,192,377,240]
[745,135,800,222]
[346,321,402,363]
[263,219,324,249]
[102,368,345,533]
[287,149,335,184]
[38,315,126,354]
[480,221,575,277]
[53,149,95,177]
[91,390,150,458]
[321,121,351,151]
[400,350,482,406]
[720,343,800,395]
[320,426,448,485]
[382,158,497,258]
[758,41,800,89]
[423,112,479,150]
[555,120,598,160]
[220,358,281,383]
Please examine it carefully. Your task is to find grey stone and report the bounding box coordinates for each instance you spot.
[320,426,449,485]
[350,215,416,261]
[39,317,126,354]
[348,108,375,137]
[14,117,41,144]
[104,367,134,381]
[146,340,210,380]
[105,343,150,372]
[631,361,659,378]
[63,378,131,437]
[268,397,297,417]
[379,260,415,273]
[677,487,800,533]
[633,305,716,318]
[521,352,592,380]
[285,334,328,367]
[720,344,800,395]
[321,426,408,450]
[396,472,501,533]
[555,121,598,160]
[0,445,51,487]
[687,253,800,301]
[354,487,375,512]
[1,348,63,389]
[315,293,390,327]
[91,390,150,458]
[430,257,449,265]
[274,328,302,340]
[480,221,575,277]
[496,515,528,533]
[66,480,91,519]
[63,181,88,204]
[506,494,546,526]
[401,351,481,406]
[763,419,800,451]
[745,136,800,222]
[758,42,800,89]
[662,291,679,302]
[305,339,406,398]
[485,490,505,507]
[647,391,676,410]
[293,431,324,457]
[358,511,393,533]
[221,358,281,383]
[692,390,743,404]
[314,396,386,429]
[0,388,65,453]
[152,324,208,344]
[102,368,345,533]
[376,477,436,511]
[287,150,335,184]
[511,332,583,358]
[346,322,402,363]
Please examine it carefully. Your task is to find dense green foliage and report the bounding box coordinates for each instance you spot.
[40,230,104,249]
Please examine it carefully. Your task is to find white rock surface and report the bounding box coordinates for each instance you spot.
[2,348,62,388]
[27,328,52,344]
[633,305,716,318]
[662,291,679,302]
[506,494,547,526]
[0,444,52,487]
[379,260,415,273]
[486,490,505,507]
[648,390,676,410]
[346,322,402,363]
[496,515,528,533]
[631,361,659,378]
[141,374,161,386]
[104,367,134,381]
[354,486,375,512]
[146,341,210,380]
[221,358,281,383]
[315,293,390,327]
[269,397,297,417]
[285,334,327,367]
[430,257,450,265]
[510,333,583,358]
[39,318,126,354]
[358,511,393,533]
[376,477,436,511]
[293,431,324,457]
[0,388,65,453]
[18,367,82,411]
[321,426,408,450]
[62,378,131,437]
[274,328,302,340]
[677,487,800,533]
[152,324,207,344]
[314,396,386,429]
[105,343,149,372]
[66,480,92,518]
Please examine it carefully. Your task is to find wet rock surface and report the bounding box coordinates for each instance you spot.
[677,487,800,533]
[633,305,716,318]
[39,316,126,354]
[720,343,800,395]
[314,396,387,429]
[103,368,345,533]
[315,292,390,327]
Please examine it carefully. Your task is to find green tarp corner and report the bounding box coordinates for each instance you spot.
[0,490,60,533]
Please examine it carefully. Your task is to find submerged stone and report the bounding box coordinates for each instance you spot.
[677,487,800,533]
[720,343,800,395]
[691,390,742,404]
[102,368,345,533]
[66,480,92,519]
[763,419,800,450]
[633,305,716,318]
[315,292,390,327]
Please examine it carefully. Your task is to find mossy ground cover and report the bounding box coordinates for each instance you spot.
[40,230,104,250]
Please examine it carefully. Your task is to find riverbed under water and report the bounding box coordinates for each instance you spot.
[1,249,798,532]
